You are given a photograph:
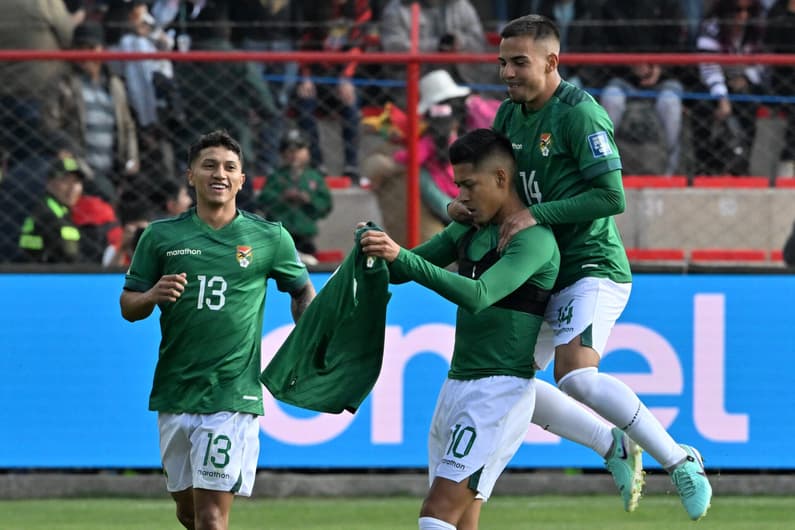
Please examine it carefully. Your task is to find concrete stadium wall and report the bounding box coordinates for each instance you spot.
[315,186,795,256]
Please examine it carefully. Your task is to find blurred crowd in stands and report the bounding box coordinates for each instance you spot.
[0,0,794,265]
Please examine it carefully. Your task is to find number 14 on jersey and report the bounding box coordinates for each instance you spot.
[519,170,542,204]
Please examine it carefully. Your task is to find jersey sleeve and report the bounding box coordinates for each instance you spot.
[123,225,161,292]
[269,225,309,293]
[386,222,467,284]
[390,226,558,314]
[531,170,625,225]
[566,102,622,180]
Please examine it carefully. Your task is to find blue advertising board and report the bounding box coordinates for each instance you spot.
[0,273,793,469]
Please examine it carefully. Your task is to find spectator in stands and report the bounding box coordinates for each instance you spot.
[764,0,795,178]
[176,1,277,208]
[692,0,766,176]
[293,0,373,185]
[72,192,122,263]
[18,157,86,263]
[680,0,706,46]
[107,1,181,183]
[598,0,689,176]
[534,0,603,90]
[102,191,153,268]
[150,0,180,28]
[154,178,193,219]
[43,21,140,201]
[230,1,302,175]
[256,128,333,266]
[364,69,501,243]
[0,131,84,263]
[379,0,494,88]
[0,0,84,169]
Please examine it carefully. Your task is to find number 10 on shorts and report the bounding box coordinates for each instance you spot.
[447,424,477,458]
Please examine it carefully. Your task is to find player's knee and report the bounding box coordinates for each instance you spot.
[558,366,600,404]
[194,504,227,530]
[172,490,195,529]
[175,506,195,530]
[420,494,457,523]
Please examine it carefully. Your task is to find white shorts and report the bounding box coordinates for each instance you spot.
[533,277,631,371]
[158,411,260,496]
[428,376,536,501]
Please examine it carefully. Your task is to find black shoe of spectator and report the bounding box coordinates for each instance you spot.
[344,165,363,186]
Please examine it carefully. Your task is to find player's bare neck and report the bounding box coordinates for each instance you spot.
[197,203,237,230]
[525,76,562,112]
[494,195,526,225]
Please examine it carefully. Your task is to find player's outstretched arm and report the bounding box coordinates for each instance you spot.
[364,227,554,314]
[120,272,187,322]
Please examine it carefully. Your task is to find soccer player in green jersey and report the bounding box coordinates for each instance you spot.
[450,15,711,520]
[362,128,560,530]
[120,130,316,530]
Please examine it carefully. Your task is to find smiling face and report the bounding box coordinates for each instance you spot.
[187,146,245,210]
[499,35,560,111]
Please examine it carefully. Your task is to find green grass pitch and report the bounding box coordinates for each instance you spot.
[1,495,794,529]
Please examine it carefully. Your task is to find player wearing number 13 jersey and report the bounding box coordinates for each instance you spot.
[121,130,315,529]
[125,207,307,415]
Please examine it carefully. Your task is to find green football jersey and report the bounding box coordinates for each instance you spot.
[390,221,559,380]
[493,80,632,291]
[124,209,309,415]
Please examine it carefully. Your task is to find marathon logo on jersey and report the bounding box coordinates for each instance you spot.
[166,248,202,256]
[539,133,552,157]
[587,131,613,158]
[236,245,253,268]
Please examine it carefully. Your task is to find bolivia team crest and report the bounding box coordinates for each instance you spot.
[236,245,253,268]
[539,133,552,157]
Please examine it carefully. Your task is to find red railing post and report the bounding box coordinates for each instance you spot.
[405,2,421,248]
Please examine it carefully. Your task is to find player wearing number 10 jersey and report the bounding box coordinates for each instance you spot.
[121,130,315,530]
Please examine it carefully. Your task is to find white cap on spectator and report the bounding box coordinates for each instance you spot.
[418,70,471,115]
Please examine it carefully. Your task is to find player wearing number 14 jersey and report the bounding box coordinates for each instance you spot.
[490,15,712,520]
[493,79,630,292]
[121,130,315,530]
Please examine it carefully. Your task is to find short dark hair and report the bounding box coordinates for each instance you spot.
[187,129,243,167]
[448,128,515,172]
[152,178,188,210]
[500,14,560,42]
